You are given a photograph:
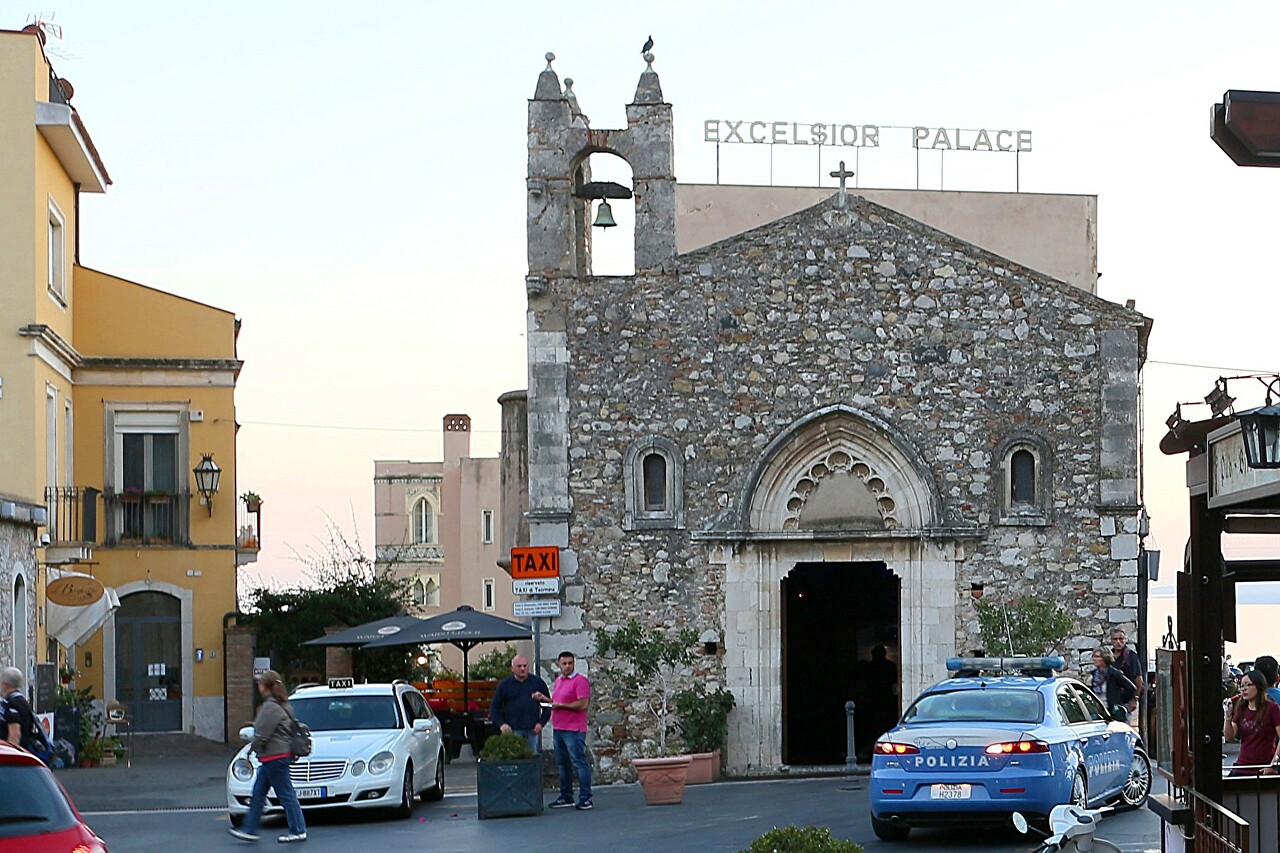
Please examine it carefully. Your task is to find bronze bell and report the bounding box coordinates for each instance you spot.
[592,199,617,229]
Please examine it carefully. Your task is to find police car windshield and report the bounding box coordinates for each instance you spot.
[903,689,1043,724]
[291,695,401,731]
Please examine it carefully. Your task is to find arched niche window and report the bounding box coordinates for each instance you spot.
[623,436,684,530]
[410,576,440,608]
[411,497,437,545]
[994,434,1052,526]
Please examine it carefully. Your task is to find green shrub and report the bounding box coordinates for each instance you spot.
[479,731,535,761]
[740,825,863,853]
[467,644,520,681]
[674,685,736,753]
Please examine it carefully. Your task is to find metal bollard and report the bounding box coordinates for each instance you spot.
[845,700,858,776]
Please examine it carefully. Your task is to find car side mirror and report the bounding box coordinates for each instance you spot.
[413,718,430,732]
[239,725,255,741]
[1110,705,1128,723]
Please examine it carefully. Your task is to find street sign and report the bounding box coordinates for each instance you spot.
[514,599,562,618]
[513,578,560,596]
[511,545,560,579]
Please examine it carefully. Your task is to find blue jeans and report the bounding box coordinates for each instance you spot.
[243,756,306,836]
[553,729,591,802]
[512,728,542,756]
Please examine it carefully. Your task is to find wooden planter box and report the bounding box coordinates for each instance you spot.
[476,755,544,819]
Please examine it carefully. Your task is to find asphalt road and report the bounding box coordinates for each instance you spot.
[77,776,1164,853]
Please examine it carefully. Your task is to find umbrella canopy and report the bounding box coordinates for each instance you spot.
[301,614,426,647]
[361,605,533,711]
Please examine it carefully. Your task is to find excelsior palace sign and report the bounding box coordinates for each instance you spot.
[704,120,1032,152]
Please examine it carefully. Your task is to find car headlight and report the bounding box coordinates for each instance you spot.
[232,758,254,782]
[368,751,395,775]
[350,760,366,776]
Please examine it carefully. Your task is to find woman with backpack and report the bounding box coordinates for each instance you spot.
[229,670,308,844]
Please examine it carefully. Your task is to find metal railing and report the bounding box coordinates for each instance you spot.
[43,486,99,544]
[236,501,261,551]
[1190,786,1250,853]
[102,492,191,546]
[1221,765,1280,853]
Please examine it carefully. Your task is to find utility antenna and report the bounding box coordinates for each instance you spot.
[25,12,78,61]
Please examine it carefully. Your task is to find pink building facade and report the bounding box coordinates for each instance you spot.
[373,414,515,671]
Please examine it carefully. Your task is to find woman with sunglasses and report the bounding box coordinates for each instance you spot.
[1224,669,1280,777]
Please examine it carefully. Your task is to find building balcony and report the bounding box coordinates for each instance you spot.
[102,490,191,547]
[236,495,261,566]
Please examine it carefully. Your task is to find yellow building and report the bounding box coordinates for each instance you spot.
[0,25,255,741]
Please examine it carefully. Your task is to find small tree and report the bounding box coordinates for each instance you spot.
[468,644,520,681]
[244,520,412,683]
[975,594,1073,657]
[596,619,698,755]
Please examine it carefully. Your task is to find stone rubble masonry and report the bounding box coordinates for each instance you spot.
[522,61,1150,780]
[224,624,257,741]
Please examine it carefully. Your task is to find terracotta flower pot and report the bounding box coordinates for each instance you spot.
[633,755,692,805]
[684,749,721,784]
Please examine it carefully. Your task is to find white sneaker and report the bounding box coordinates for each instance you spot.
[278,833,307,843]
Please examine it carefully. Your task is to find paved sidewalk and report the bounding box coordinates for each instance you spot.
[59,734,480,813]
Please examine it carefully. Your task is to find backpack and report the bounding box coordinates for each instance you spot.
[283,706,312,757]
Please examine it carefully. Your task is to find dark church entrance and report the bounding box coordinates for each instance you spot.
[782,561,901,765]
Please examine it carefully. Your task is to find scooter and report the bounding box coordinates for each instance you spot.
[1012,804,1122,853]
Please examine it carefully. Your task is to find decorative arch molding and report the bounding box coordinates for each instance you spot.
[103,580,194,734]
[739,405,943,534]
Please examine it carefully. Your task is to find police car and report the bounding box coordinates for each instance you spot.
[227,679,445,826]
[868,657,1150,841]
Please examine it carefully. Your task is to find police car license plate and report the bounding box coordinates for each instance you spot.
[930,784,971,800]
[296,787,326,800]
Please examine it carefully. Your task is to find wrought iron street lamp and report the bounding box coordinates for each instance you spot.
[192,453,222,515]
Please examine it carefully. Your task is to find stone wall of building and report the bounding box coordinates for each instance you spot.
[0,498,42,684]
[533,197,1147,778]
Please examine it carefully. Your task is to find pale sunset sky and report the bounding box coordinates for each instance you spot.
[22,2,1280,644]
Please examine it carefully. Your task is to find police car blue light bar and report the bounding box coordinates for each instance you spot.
[946,656,1065,673]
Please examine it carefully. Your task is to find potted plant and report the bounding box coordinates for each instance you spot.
[476,731,543,819]
[674,684,736,784]
[240,491,262,513]
[79,737,102,768]
[739,825,864,853]
[597,619,699,805]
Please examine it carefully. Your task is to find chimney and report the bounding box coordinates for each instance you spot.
[443,414,471,463]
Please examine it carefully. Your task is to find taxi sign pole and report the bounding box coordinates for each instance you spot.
[510,546,561,679]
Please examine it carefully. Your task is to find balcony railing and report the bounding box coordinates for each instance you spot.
[43,486,99,544]
[103,491,191,546]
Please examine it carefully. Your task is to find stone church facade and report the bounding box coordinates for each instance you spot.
[508,54,1151,778]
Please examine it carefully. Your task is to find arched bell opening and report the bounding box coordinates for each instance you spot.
[575,151,634,276]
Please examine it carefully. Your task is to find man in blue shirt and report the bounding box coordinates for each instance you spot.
[1254,656,1280,703]
[1110,629,1145,726]
[489,655,551,754]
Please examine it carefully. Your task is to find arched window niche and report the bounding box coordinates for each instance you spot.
[994,433,1052,526]
[623,436,685,530]
[411,497,437,545]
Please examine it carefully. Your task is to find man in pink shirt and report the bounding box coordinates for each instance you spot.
[532,651,592,810]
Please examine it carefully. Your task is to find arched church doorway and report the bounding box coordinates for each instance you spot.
[782,561,901,765]
[115,591,182,732]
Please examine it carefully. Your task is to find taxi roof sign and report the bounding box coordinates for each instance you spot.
[511,545,560,579]
[328,677,355,689]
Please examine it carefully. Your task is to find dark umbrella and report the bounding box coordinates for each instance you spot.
[360,605,532,712]
[301,613,426,647]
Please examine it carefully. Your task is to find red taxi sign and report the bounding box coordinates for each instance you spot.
[510,545,560,579]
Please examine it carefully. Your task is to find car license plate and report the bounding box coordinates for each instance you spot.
[930,784,971,800]
[296,787,326,800]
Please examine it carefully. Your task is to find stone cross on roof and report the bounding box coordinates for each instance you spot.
[829,160,855,209]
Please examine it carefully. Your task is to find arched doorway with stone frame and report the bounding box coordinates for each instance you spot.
[706,405,973,772]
